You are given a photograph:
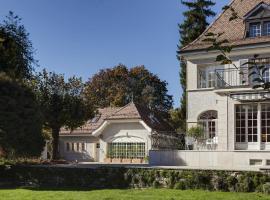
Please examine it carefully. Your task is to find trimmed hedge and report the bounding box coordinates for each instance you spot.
[1,165,270,194]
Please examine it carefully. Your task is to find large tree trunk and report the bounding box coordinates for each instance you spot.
[52,127,60,160]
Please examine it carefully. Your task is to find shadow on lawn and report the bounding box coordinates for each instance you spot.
[0,186,129,192]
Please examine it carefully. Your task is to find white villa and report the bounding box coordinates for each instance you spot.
[151,0,270,170]
[59,102,178,163]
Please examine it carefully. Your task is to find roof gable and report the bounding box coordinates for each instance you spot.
[244,2,270,19]
[107,102,141,119]
[181,0,270,53]
[60,102,175,135]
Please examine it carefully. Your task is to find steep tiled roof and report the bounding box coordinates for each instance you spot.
[60,102,175,135]
[107,102,141,119]
[181,0,270,52]
[60,107,119,135]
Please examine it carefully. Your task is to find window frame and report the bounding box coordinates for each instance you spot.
[198,66,223,89]
[249,22,262,38]
[107,142,146,159]
[261,103,270,143]
[235,104,258,143]
[198,110,218,139]
[246,19,270,38]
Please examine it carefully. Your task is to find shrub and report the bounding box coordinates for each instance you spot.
[212,173,228,191]
[263,183,270,195]
[0,165,270,193]
[227,174,238,192]
[187,126,204,140]
[174,181,186,190]
[152,180,160,188]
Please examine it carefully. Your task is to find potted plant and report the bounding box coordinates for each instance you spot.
[131,158,141,163]
[187,125,204,150]
[143,156,149,163]
[104,149,112,163]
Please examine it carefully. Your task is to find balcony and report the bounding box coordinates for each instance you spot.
[215,67,250,89]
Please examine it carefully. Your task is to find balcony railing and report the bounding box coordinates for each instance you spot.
[215,67,249,89]
[185,136,218,151]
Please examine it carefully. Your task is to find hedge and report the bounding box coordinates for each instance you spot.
[1,165,270,194]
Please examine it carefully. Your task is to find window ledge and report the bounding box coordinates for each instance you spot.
[187,88,215,92]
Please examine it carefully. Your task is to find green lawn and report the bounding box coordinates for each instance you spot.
[0,189,269,200]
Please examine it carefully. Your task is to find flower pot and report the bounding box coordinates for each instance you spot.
[121,158,132,163]
[104,158,112,163]
[112,158,122,163]
[132,158,143,164]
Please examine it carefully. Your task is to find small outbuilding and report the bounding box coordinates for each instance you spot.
[59,102,178,163]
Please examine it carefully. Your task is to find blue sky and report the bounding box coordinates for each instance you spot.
[0,0,228,107]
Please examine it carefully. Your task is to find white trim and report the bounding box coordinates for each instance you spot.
[182,43,270,61]
[107,135,145,143]
[92,120,110,137]
[92,119,150,137]
[139,120,152,133]
[60,134,93,137]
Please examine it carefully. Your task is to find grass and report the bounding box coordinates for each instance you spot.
[0,189,269,200]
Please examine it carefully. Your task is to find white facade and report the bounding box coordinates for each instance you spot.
[179,44,270,170]
[59,120,152,162]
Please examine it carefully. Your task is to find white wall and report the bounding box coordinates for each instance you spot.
[149,150,270,171]
[187,89,229,150]
[98,122,151,162]
[59,136,99,161]
[186,60,246,151]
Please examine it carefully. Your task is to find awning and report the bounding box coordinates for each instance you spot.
[231,92,270,101]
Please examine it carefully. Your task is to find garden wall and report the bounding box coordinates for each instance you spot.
[149,150,270,171]
[1,165,270,193]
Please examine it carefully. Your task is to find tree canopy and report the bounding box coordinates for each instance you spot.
[84,64,173,115]
[35,69,94,159]
[0,74,44,157]
[0,11,36,80]
[176,0,215,132]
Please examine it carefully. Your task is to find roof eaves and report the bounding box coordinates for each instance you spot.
[181,40,270,55]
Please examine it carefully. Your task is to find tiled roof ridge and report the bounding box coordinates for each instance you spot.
[181,0,236,52]
[97,106,120,118]
[106,101,141,119]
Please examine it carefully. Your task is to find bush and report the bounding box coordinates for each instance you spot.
[152,180,160,188]
[0,165,270,193]
[174,181,186,190]
[263,183,270,195]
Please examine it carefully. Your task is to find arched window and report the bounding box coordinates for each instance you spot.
[198,110,218,139]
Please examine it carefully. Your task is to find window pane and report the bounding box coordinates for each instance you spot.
[198,69,206,88]
[261,104,270,143]
[107,143,145,159]
[250,23,261,37]
[264,22,270,36]
[235,104,258,143]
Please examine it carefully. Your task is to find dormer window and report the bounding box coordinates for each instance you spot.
[249,23,261,37]
[244,3,270,38]
[264,21,270,35]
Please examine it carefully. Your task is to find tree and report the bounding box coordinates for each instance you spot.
[84,64,173,115]
[0,11,36,80]
[169,108,182,132]
[35,70,94,159]
[0,74,44,157]
[176,0,215,131]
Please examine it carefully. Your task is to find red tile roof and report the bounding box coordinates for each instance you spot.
[181,0,270,52]
[60,102,175,135]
